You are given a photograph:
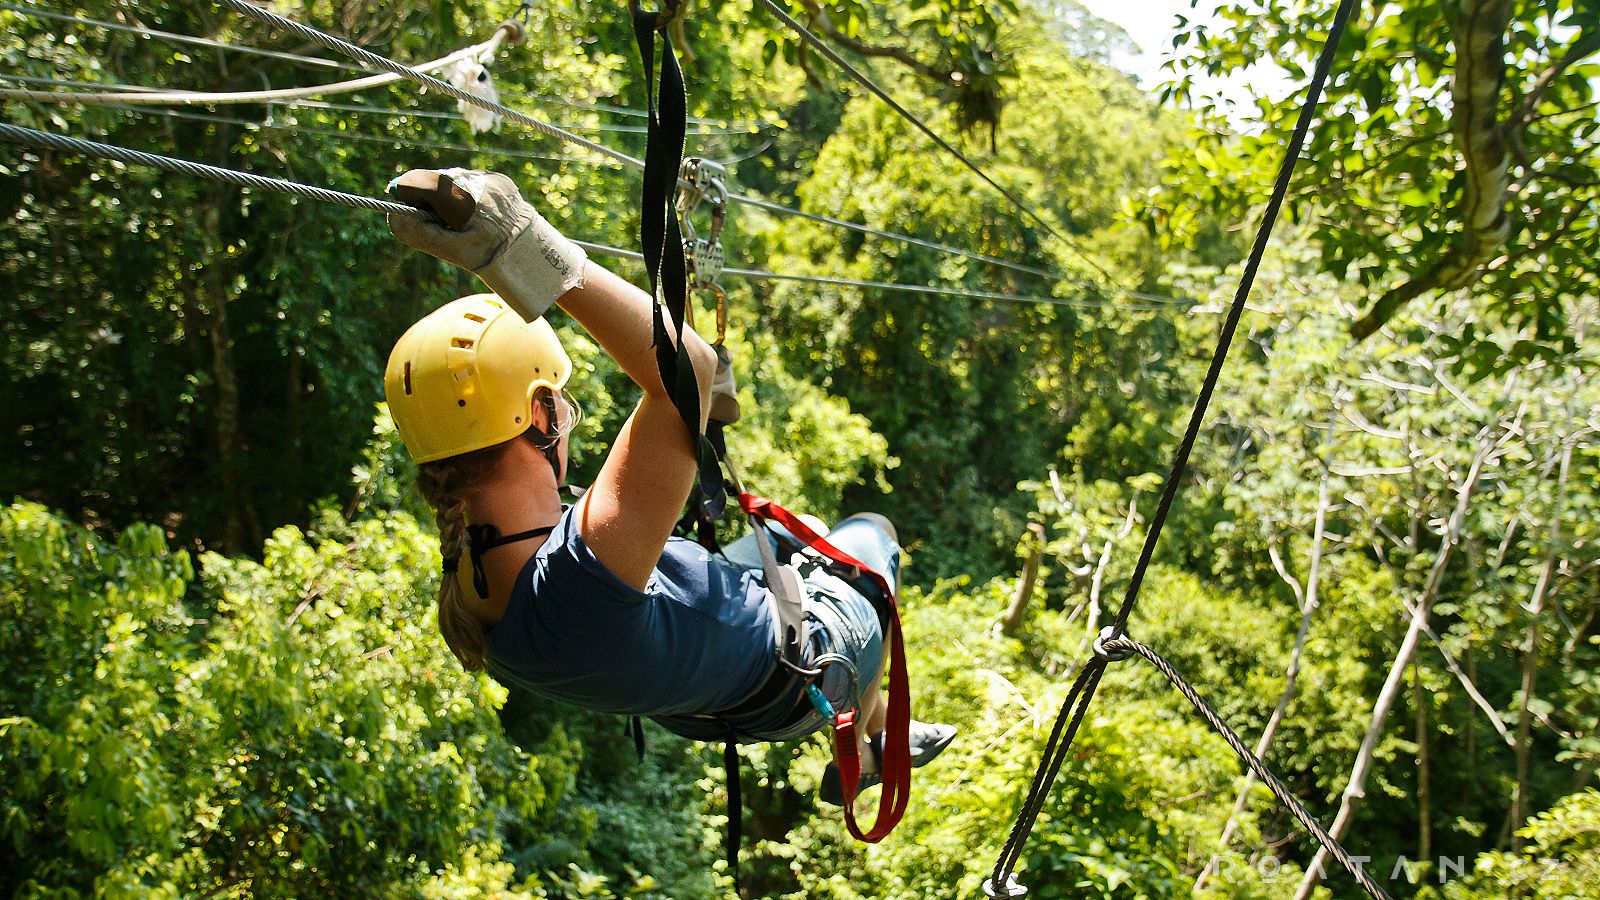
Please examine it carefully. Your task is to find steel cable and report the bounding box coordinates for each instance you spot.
[2,4,772,127]
[0,2,359,71]
[209,0,644,169]
[0,26,513,106]
[5,2,1114,288]
[0,121,416,216]
[0,121,1187,315]
[753,0,1117,285]
[209,0,1083,286]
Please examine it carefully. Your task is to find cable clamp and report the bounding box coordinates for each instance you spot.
[1092,626,1134,663]
[981,873,1028,898]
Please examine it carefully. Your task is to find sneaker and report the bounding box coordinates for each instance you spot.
[818,720,958,805]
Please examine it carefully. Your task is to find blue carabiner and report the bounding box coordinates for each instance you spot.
[806,684,837,725]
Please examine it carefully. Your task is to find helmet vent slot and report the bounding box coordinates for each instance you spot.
[403,362,413,395]
[464,312,487,323]
[452,337,475,349]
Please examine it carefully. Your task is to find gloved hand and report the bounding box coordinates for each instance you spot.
[388,168,586,321]
[708,344,740,425]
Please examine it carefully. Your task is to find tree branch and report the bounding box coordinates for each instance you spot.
[793,0,953,84]
[1515,27,1600,127]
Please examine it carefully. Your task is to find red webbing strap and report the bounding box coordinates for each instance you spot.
[738,492,912,842]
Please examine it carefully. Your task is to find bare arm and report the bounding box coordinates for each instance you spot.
[387,169,714,590]
[554,263,715,589]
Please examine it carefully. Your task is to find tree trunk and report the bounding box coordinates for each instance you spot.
[1295,428,1500,899]
[1351,0,1513,339]
[1415,659,1432,863]
[1510,440,1573,849]
[200,201,249,552]
[999,523,1046,636]
[198,126,259,552]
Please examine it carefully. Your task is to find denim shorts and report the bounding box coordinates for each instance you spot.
[719,515,899,742]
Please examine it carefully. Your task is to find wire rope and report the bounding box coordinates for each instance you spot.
[2,4,772,128]
[728,190,1056,279]
[207,0,1093,287]
[753,0,1107,279]
[208,0,644,170]
[0,73,165,93]
[9,2,1199,306]
[5,1,1106,292]
[0,2,357,71]
[985,0,1378,896]
[0,121,412,215]
[721,266,1182,312]
[4,72,1089,288]
[0,121,1192,317]
[85,102,597,166]
[1104,638,1393,899]
[271,98,772,136]
[0,24,514,106]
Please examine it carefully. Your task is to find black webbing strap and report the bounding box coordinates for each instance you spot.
[633,9,740,889]
[724,736,742,894]
[454,523,556,597]
[632,6,727,528]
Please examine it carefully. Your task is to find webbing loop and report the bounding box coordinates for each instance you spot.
[631,5,726,527]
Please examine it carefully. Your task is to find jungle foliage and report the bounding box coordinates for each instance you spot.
[2,0,1597,897]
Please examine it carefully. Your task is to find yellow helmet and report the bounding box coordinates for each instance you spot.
[384,293,571,464]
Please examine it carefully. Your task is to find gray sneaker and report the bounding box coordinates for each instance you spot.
[818,720,958,805]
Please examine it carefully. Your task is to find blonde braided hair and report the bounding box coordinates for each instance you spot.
[415,447,501,671]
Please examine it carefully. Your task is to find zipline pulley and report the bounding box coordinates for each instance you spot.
[677,156,727,294]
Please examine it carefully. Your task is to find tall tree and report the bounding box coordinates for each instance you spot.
[1161,0,1599,357]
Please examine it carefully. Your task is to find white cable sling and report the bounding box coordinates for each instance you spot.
[0,22,518,107]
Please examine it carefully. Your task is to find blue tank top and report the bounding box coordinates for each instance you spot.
[483,505,777,716]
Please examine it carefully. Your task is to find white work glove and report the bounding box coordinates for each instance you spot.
[388,168,586,321]
[709,344,740,425]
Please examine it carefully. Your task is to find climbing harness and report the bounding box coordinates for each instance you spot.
[620,3,916,884]
[982,0,1389,896]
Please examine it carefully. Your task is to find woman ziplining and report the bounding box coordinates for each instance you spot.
[379,166,956,824]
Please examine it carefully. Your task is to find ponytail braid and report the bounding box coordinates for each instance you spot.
[416,450,499,671]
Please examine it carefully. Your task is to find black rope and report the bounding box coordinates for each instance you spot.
[985,0,1363,893]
